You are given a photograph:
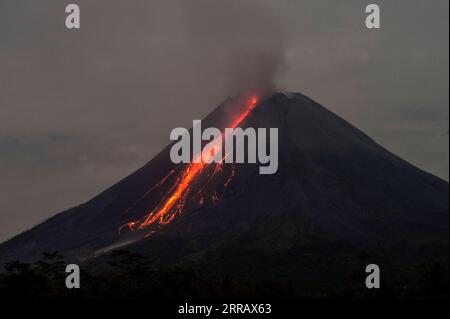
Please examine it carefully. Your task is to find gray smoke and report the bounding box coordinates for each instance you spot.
[177,0,287,94]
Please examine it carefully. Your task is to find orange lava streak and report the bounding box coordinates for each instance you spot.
[125,95,258,232]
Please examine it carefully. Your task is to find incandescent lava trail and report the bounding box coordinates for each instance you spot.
[120,95,259,235]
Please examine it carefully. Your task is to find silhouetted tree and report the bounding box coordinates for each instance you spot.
[417,260,448,298]
[107,250,152,276]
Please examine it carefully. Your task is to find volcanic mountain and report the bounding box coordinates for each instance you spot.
[0,93,448,284]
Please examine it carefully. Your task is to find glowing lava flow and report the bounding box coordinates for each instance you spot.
[120,96,258,235]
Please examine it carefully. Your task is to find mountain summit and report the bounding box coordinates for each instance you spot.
[0,93,448,282]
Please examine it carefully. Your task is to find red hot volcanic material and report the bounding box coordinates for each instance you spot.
[120,95,258,236]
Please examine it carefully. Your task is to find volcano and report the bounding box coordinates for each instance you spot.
[0,92,448,284]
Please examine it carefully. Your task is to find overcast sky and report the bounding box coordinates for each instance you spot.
[0,0,448,242]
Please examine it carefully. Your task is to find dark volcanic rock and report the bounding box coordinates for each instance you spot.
[0,93,448,283]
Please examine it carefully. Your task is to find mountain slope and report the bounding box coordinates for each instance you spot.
[0,93,448,282]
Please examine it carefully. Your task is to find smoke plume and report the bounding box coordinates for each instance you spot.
[178,0,287,94]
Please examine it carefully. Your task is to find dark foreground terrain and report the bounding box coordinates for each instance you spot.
[0,250,447,299]
[0,93,448,299]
